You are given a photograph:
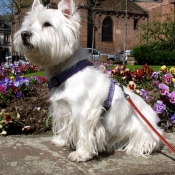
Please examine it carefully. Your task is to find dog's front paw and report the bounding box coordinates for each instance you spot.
[52,136,69,147]
[68,150,93,162]
[106,146,115,154]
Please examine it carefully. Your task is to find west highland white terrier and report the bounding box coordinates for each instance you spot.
[14,0,162,162]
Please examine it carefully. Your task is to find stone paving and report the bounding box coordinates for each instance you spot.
[0,133,175,175]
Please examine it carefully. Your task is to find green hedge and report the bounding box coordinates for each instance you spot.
[131,43,175,65]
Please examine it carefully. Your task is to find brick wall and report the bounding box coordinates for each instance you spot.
[135,2,162,11]
[94,13,147,54]
[136,0,175,21]
[79,8,88,47]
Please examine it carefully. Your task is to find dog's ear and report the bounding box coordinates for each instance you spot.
[58,0,76,17]
[32,0,43,11]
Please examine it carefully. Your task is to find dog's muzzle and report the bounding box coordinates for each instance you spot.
[21,31,34,49]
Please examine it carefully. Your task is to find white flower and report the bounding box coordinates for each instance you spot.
[1,131,7,136]
[22,126,31,132]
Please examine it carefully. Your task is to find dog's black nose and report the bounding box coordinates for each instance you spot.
[21,31,32,41]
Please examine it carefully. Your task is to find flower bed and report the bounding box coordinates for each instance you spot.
[0,60,43,78]
[0,60,46,105]
[0,61,48,136]
[108,64,175,132]
[0,61,174,136]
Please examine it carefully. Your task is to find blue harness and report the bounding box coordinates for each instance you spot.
[48,59,115,110]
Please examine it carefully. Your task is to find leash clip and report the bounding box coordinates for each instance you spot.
[124,93,130,99]
[117,83,130,99]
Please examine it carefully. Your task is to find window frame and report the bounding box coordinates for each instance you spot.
[102,16,113,42]
[134,19,139,30]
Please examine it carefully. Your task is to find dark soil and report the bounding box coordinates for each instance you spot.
[1,82,174,135]
[1,83,52,135]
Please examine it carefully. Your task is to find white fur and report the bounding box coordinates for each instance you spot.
[14,0,162,162]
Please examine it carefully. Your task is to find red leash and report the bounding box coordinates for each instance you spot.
[127,96,175,154]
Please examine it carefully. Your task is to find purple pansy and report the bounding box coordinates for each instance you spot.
[4,77,12,89]
[152,72,159,79]
[140,89,149,101]
[171,113,175,124]
[153,88,157,92]
[4,77,12,84]
[154,100,166,114]
[14,76,30,87]
[16,92,23,98]
[145,96,150,101]
[13,80,20,87]
[167,91,175,104]
[158,83,169,95]
[140,89,147,97]
[156,116,160,123]
[163,73,173,84]
[20,77,29,86]
[167,122,172,127]
[105,67,112,75]
[0,80,5,86]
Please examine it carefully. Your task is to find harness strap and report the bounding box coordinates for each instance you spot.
[103,79,116,110]
[48,59,93,89]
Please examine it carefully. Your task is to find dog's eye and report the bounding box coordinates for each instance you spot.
[43,22,52,27]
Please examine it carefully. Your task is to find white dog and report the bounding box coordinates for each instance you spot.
[14,0,162,162]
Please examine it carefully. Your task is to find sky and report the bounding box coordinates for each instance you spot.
[0,0,11,15]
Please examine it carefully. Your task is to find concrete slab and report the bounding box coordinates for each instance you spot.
[0,133,175,175]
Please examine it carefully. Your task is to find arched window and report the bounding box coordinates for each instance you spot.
[102,17,113,42]
[134,19,138,30]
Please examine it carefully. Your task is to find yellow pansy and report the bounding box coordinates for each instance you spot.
[10,76,15,80]
[170,67,175,74]
[172,78,175,83]
[135,89,141,96]
[160,65,168,72]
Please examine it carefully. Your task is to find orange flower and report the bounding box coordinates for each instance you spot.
[3,113,13,124]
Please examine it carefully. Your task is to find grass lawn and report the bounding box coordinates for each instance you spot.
[25,71,45,77]
[109,65,175,72]
[24,64,175,77]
